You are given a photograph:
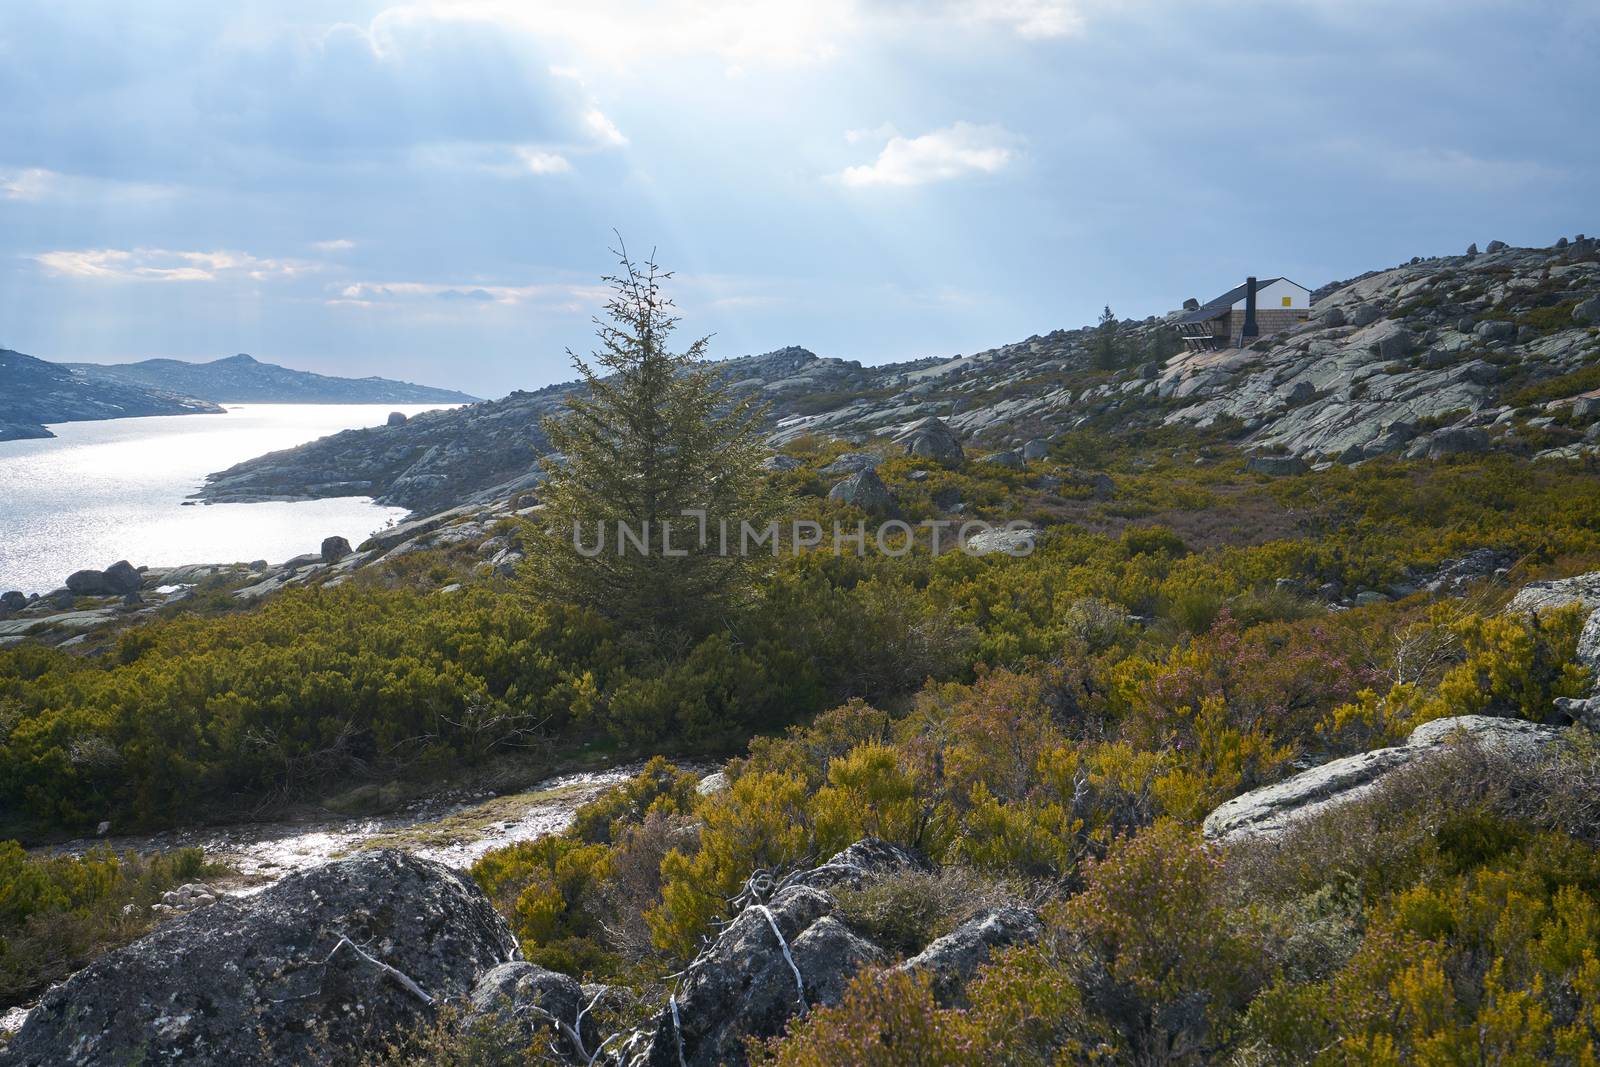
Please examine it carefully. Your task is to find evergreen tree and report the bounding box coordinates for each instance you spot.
[527,242,779,639]
[1093,305,1122,370]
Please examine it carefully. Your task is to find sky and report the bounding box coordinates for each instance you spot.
[1,1,1596,399]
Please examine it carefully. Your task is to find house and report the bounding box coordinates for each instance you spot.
[1175,276,1311,352]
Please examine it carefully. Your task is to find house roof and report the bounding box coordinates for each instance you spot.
[1175,277,1308,324]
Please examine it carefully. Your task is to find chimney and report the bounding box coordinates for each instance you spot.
[1241,276,1260,341]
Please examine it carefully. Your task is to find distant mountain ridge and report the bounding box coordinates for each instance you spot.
[66,353,479,405]
[0,348,224,442]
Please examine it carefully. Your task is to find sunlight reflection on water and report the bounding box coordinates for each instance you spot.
[0,404,445,594]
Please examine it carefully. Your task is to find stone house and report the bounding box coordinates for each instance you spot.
[1176,276,1312,352]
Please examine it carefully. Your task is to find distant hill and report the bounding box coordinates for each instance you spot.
[0,348,224,441]
[66,354,480,405]
[198,234,1600,515]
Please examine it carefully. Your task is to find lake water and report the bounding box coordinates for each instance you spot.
[0,404,447,595]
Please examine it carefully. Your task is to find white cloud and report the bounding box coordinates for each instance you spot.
[413,142,582,177]
[838,122,1022,187]
[953,0,1089,38]
[1,167,176,203]
[583,108,628,147]
[371,1,860,72]
[35,248,319,283]
[515,148,573,174]
[369,0,1105,76]
[1,167,56,201]
[313,238,356,252]
[330,280,610,309]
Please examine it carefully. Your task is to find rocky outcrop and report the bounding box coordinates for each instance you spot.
[64,560,143,596]
[774,838,930,894]
[615,839,1018,1067]
[320,535,353,563]
[1202,715,1567,844]
[465,961,595,1058]
[820,452,881,475]
[3,851,517,1066]
[894,416,964,466]
[893,906,1042,1006]
[623,885,886,1067]
[827,468,896,516]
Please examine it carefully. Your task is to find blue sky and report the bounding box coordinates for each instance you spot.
[1,1,1595,398]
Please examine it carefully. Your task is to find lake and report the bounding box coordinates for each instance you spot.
[0,404,447,595]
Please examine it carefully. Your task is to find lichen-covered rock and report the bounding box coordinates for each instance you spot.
[465,961,592,1056]
[894,416,964,467]
[1202,716,1566,844]
[776,838,930,894]
[3,850,517,1066]
[819,452,881,475]
[1246,454,1308,476]
[893,906,1042,1006]
[1509,569,1600,616]
[624,885,885,1067]
[826,468,896,516]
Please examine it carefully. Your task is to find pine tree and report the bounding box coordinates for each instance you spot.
[527,242,779,639]
[1093,305,1122,370]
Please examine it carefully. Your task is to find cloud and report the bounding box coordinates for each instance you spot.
[412,142,581,177]
[313,238,357,252]
[0,166,176,203]
[583,108,628,147]
[947,0,1090,38]
[515,148,573,174]
[0,167,56,201]
[35,248,319,283]
[837,122,1022,187]
[330,280,610,309]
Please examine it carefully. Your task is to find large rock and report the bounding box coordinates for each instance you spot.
[978,449,1025,470]
[1475,320,1517,344]
[627,885,885,1067]
[1575,296,1600,326]
[827,468,896,516]
[1425,426,1488,458]
[1508,569,1600,616]
[761,454,803,473]
[963,526,1038,557]
[1202,716,1566,844]
[776,838,930,894]
[893,906,1042,1007]
[894,417,964,467]
[1349,304,1382,327]
[320,535,353,563]
[386,410,408,427]
[1246,454,1308,476]
[64,561,142,597]
[3,851,517,1066]
[464,961,591,1056]
[820,452,881,476]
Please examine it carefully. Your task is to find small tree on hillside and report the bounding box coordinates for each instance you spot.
[528,242,779,639]
[1093,305,1122,370]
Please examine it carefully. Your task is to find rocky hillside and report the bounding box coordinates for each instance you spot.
[199,346,877,514]
[195,235,1600,516]
[0,348,223,441]
[67,352,478,405]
